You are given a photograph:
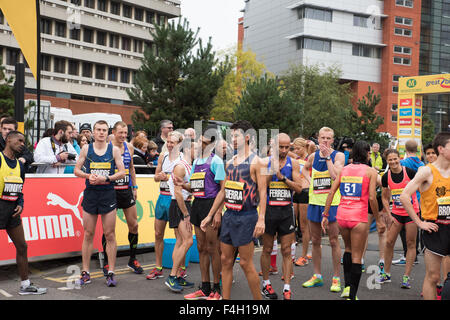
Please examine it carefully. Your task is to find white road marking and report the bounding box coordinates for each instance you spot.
[0,289,13,298]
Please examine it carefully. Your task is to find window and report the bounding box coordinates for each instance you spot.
[353,15,368,28]
[394,45,412,55]
[109,34,119,49]
[6,49,19,66]
[108,67,118,82]
[83,28,93,43]
[110,1,120,15]
[159,15,166,26]
[54,57,66,73]
[96,64,105,80]
[391,104,398,112]
[298,7,332,22]
[121,69,130,84]
[41,19,52,35]
[84,0,95,9]
[123,5,132,18]
[97,31,106,46]
[122,37,131,51]
[392,114,398,122]
[70,28,80,40]
[444,3,450,17]
[393,56,411,65]
[55,21,66,38]
[395,16,413,26]
[134,40,143,53]
[0,10,4,24]
[392,85,399,93]
[68,60,79,76]
[41,55,51,71]
[352,44,381,58]
[135,8,143,21]
[395,0,413,8]
[297,37,331,52]
[82,62,92,77]
[146,11,155,24]
[394,27,412,37]
[97,0,107,12]
[393,75,402,82]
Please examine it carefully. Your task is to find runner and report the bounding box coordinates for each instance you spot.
[200,120,267,300]
[103,121,143,275]
[165,132,196,293]
[146,130,184,280]
[180,126,225,300]
[400,132,450,300]
[302,127,344,292]
[260,133,302,300]
[74,120,125,287]
[322,140,384,300]
[292,137,312,267]
[0,131,47,295]
[379,149,419,289]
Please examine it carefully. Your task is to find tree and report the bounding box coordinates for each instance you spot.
[0,57,15,116]
[281,64,354,138]
[422,112,435,146]
[210,48,272,122]
[127,18,229,134]
[234,75,298,136]
[347,86,388,147]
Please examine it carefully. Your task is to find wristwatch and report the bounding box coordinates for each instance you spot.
[280,175,286,182]
[326,156,331,161]
[105,176,110,182]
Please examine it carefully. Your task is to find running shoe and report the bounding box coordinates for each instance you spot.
[283,289,292,300]
[294,257,308,267]
[378,261,385,275]
[128,259,144,274]
[261,283,278,300]
[165,276,183,293]
[302,274,324,288]
[179,268,188,279]
[258,266,278,276]
[146,267,163,280]
[184,288,209,300]
[177,277,194,288]
[102,264,109,277]
[437,285,443,301]
[19,283,47,295]
[330,277,341,293]
[206,291,223,300]
[401,275,411,289]
[306,254,312,260]
[78,271,91,285]
[106,273,117,287]
[361,263,366,273]
[377,273,391,284]
[392,255,406,265]
[340,286,350,299]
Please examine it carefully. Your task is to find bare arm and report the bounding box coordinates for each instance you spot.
[74,145,90,179]
[321,170,342,232]
[327,152,345,181]
[173,165,189,216]
[254,156,267,238]
[286,158,303,194]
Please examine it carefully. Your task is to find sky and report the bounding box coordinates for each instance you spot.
[178,0,244,52]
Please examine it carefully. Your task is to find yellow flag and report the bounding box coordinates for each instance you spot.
[0,0,38,79]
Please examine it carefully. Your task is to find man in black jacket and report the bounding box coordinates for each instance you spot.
[152,120,173,154]
[0,117,34,173]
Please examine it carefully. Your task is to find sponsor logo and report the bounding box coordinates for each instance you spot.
[399,108,413,116]
[406,79,417,88]
[399,118,412,126]
[415,108,422,117]
[9,215,75,243]
[399,129,412,136]
[400,99,412,107]
[426,77,450,88]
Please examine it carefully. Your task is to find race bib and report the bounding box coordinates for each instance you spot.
[114,168,130,190]
[437,196,450,221]
[391,189,404,208]
[268,181,291,206]
[313,171,332,194]
[1,176,23,201]
[298,159,306,175]
[224,181,244,211]
[190,172,206,197]
[159,173,171,195]
[90,162,111,185]
[340,176,363,201]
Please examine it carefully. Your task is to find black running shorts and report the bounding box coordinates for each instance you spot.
[191,198,215,227]
[169,199,192,229]
[116,187,136,210]
[82,188,117,215]
[265,205,295,236]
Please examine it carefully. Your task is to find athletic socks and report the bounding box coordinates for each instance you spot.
[343,252,352,288]
[349,263,362,300]
[128,232,138,261]
[202,282,211,296]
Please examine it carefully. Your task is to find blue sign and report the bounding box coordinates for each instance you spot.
[400,108,413,117]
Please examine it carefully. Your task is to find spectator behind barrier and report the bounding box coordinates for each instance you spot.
[0,117,34,173]
[79,123,93,144]
[152,119,173,154]
[64,123,80,174]
[34,120,79,174]
[77,134,88,150]
[132,136,152,174]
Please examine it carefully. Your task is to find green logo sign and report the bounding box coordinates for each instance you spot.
[406,79,417,88]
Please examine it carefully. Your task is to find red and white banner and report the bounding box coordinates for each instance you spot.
[0,176,102,263]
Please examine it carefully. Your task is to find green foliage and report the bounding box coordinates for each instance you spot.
[127,18,229,133]
[422,112,435,146]
[0,57,15,116]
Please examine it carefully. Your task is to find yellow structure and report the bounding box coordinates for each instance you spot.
[398,74,450,156]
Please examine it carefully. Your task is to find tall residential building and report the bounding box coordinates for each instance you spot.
[241,0,448,136]
[0,0,180,124]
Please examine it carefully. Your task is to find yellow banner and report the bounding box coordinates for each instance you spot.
[399,74,450,95]
[115,176,175,248]
[0,0,38,79]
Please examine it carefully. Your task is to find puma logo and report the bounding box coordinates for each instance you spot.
[47,192,84,226]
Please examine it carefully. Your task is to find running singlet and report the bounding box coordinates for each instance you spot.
[168,158,192,201]
[190,153,221,199]
[309,150,341,206]
[114,142,132,190]
[159,153,183,196]
[267,156,293,206]
[420,164,450,224]
[224,153,258,212]
[388,166,419,216]
[84,143,115,190]
[337,163,370,223]
[0,152,23,202]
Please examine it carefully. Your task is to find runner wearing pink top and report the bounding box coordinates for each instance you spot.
[322,141,385,300]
